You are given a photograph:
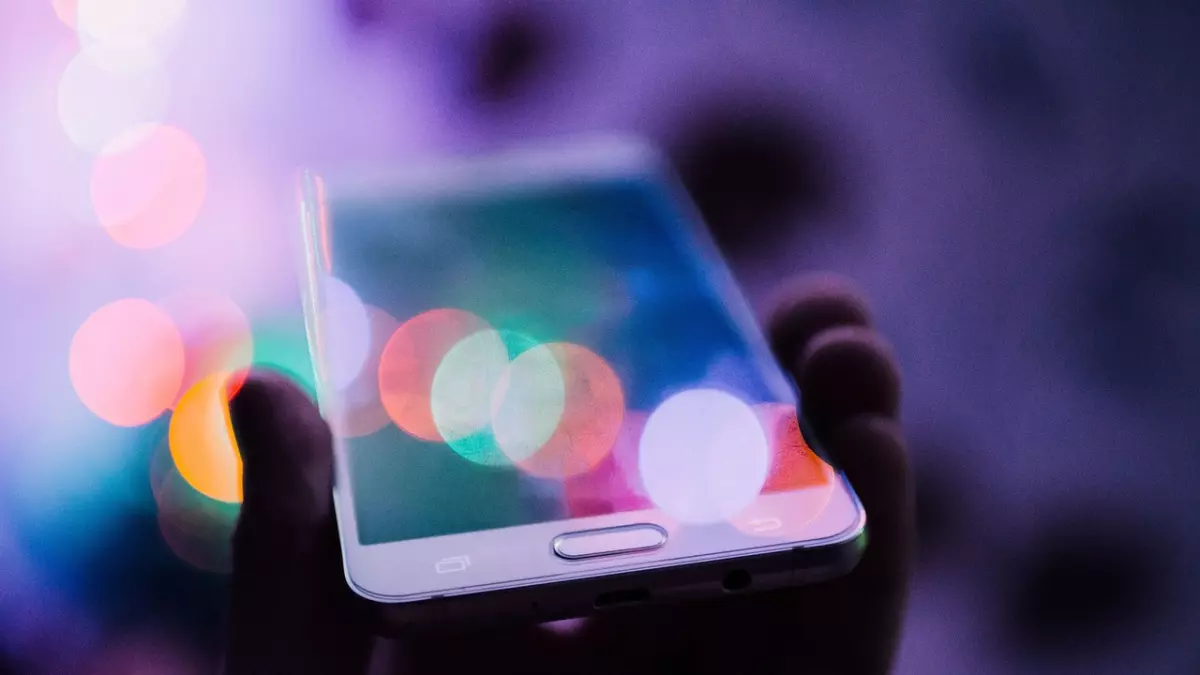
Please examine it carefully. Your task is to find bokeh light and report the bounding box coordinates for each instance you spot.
[153,461,236,575]
[75,0,187,72]
[378,308,493,442]
[755,403,833,493]
[90,124,207,249]
[83,630,210,675]
[564,412,653,518]
[250,318,318,400]
[432,330,550,467]
[638,389,770,524]
[730,482,835,539]
[57,52,168,155]
[319,275,371,390]
[490,343,567,464]
[161,291,253,409]
[730,404,834,538]
[52,0,79,30]
[168,372,242,503]
[510,343,624,479]
[327,305,397,439]
[69,298,185,427]
[430,329,511,464]
[610,410,650,498]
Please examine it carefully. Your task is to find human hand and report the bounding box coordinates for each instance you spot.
[223,274,913,675]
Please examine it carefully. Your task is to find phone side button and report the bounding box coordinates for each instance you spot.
[552,524,668,560]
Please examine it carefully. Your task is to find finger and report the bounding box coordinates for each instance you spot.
[789,415,913,675]
[766,273,873,372]
[792,326,910,673]
[798,325,901,439]
[225,371,372,675]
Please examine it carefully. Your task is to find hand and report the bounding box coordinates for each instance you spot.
[223,274,913,675]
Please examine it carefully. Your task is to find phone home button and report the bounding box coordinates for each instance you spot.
[552,523,668,560]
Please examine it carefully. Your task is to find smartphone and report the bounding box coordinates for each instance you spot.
[298,136,865,629]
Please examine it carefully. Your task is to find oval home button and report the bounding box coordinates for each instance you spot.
[553,524,668,560]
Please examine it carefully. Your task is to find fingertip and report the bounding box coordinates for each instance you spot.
[766,273,872,366]
[824,415,909,491]
[229,369,329,464]
[229,369,332,526]
[799,326,901,434]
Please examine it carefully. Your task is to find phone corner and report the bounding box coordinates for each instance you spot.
[791,501,868,582]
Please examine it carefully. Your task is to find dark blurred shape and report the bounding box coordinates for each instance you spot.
[671,106,839,257]
[61,438,228,652]
[1003,506,1173,656]
[342,0,384,29]
[909,443,968,564]
[79,510,228,650]
[467,9,556,105]
[1068,183,1200,398]
[941,7,1066,137]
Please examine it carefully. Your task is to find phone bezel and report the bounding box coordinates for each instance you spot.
[298,135,867,608]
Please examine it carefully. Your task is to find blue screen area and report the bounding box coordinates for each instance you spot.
[323,177,791,545]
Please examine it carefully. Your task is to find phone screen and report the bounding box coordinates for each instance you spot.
[315,173,832,546]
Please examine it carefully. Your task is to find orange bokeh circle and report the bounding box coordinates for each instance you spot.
[730,404,836,538]
[378,308,492,442]
[328,305,398,439]
[168,372,242,503]
[161,291,253,409]
[70,298,185,427]
[755,403,832,494]
[91,124,207,250]
[515,343,625,479]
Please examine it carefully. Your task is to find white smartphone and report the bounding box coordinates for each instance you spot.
[298,136,866,629]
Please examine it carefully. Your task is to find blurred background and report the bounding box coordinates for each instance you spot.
[1,0,1198,673]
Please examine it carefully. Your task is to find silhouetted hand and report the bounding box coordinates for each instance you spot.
[224,274,913,675]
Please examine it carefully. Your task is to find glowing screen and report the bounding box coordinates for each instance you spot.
[315,176,832,545]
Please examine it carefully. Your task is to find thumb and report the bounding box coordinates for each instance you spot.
[224,371,372,675]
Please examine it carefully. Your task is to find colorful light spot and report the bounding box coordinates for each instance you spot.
[250,319,318,400]
[153,459,236,574]
[168,372,242,503]
[610,410,650,498]
[90,124,207,249]
[327,305,397,439]
[161,291,253,409]
[731,404,835,538]
[378,308,492,442]
[730,486,835,539]
[564,413,653,518]
[432,330,546,467]
[52,0,79,30]
[318,276,371,391]
[638,389,770,524]
[77,0,186,46]
[512,343,624,479]
[57,52,168,155]
[430,329,510,464]
[76,0,187,71]
[491,344,567,464]
[755,403,833,494]
[70,298,184,427]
